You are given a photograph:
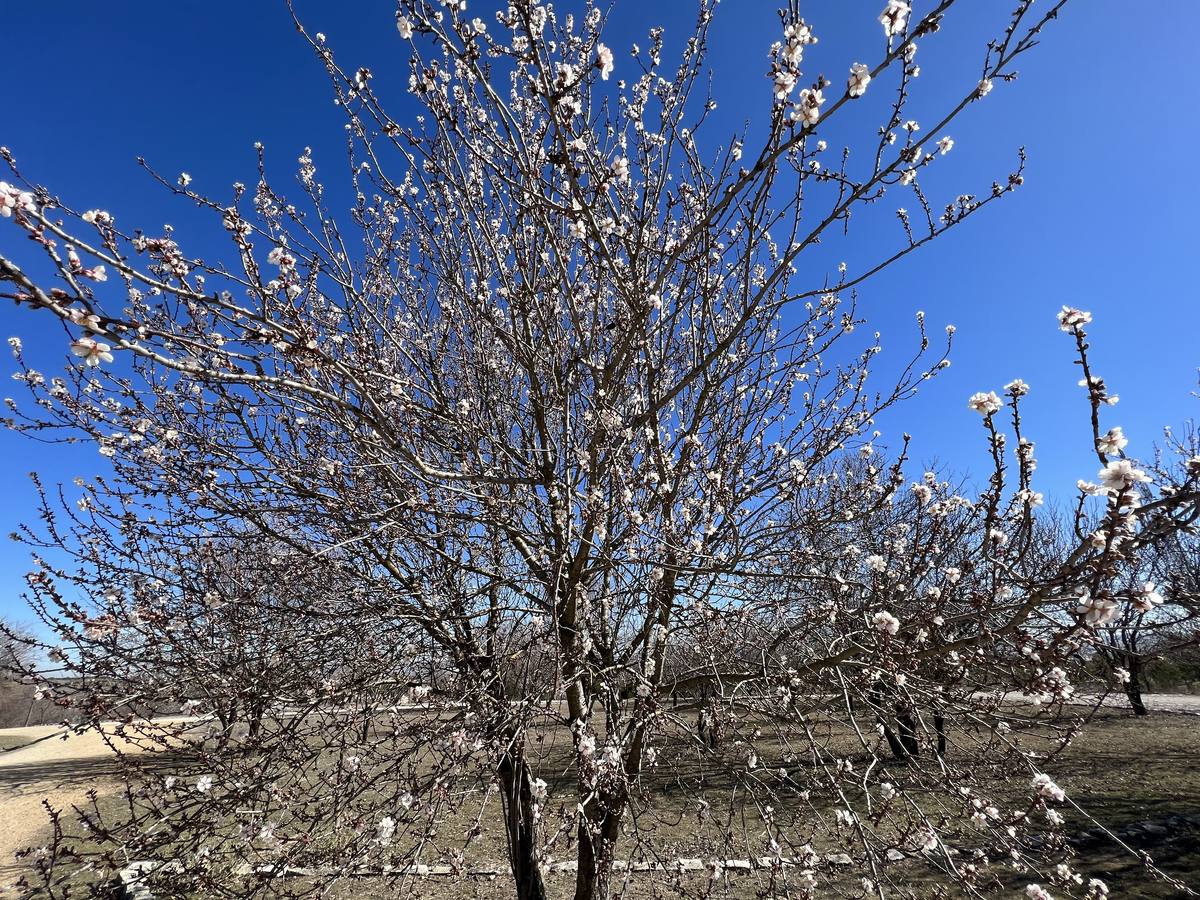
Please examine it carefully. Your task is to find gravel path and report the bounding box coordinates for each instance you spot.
[1078,692,1200,715]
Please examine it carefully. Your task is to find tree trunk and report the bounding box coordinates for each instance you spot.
[1124,655,1149,716]
[498,749,548,900]
[574,795,626,900]
[869,687,913,762]
[897,710,919,757]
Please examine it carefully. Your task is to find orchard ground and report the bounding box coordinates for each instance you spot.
[1,699,1198,899]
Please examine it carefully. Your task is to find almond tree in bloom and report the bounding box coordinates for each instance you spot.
[1075,428,1200,716]
[2,2,1199,899]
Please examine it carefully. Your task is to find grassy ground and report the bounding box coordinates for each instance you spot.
[8,707,1200,898]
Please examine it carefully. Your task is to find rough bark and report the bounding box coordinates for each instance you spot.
[498,749,548,900]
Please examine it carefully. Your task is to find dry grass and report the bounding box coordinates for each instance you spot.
[5,706,1199,898]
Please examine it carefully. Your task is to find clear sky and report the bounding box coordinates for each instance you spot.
[1,1,1197,625]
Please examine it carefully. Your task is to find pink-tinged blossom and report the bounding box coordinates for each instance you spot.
[70,337,114,367]
[1025,886,1054,900]
[1132,582,1164,613]
[0,181,37,217]
[936,136,954,154]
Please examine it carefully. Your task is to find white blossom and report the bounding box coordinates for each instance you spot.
[936,136,954,154]
[1076,592,1117,627]
[773,68,797,101]
[1031,773,1065,803]
[792,88,825,126]
[879,1,910,37]
[1132,582,1164,613]
[1096,427,1127,455]
[596,43,614,80]
[70,337,114,367]
[967,391,1003,416]
[1057,305,1092,332]
[872,610,900,635]
[396,15,413,39]
[1097,459,1150,492]
[844,62,873,97]
[376,816,396,842]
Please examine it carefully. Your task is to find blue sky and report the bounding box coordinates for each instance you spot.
[1,1,1197,624]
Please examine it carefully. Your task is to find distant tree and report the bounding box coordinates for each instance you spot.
[0,617,38,727]
[0,616,35,672]
[1,2,1198,899]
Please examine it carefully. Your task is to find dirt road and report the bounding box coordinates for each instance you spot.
[0,724,159,898]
